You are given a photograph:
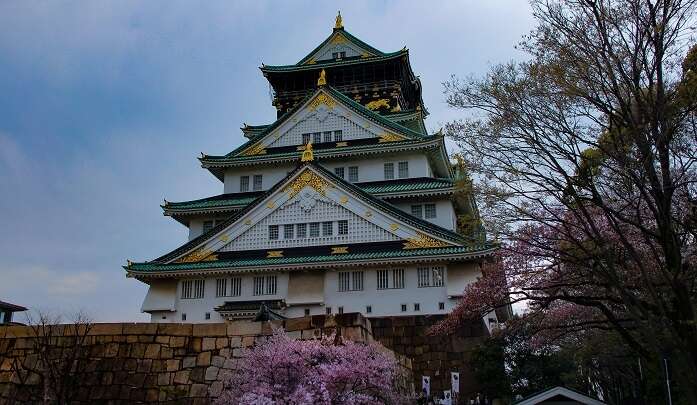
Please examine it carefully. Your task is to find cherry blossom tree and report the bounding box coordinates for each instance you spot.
[215,330,408,405]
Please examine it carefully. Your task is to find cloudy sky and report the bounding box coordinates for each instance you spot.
[0,1,535,322]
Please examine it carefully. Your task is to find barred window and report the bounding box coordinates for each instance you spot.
[411,205,423,219]
[181,280,193,299]
[418,266,445,287]
[322,221,333,236]
[313,132,322,144]
[216,278,227,297]
[302,133,311,144]
[338,272,350,292]
[348,166,359,182]
[296,223,307,238]
[309,222,320,237]
[334,130,343,141]
[377,269,389,290]
[253,175,263,191]
[240,176,249,192]
[253,275,277,296]
[283,224,294,239]
[384,163,394,180]
[392,268,405,289]
[323,131,332,142]
[269,225,279,240]
[414,303,421,311]
[334,167,345,179]
[230,277,242,296]
[398,161,409,178]
[338,220,348,235]
[424,204,437,219]
[401,304,407,312]
[203,220,214,234]
[338,271,364,291]
[352,271,364,291]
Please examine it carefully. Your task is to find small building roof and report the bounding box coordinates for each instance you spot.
[514,386,606,405]
[0,300,27,312]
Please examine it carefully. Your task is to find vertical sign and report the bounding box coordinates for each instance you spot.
[443,390,452,405]
[451,372,460,394]
[422,376,431,397]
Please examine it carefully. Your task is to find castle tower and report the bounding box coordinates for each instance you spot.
[126,14,495,324]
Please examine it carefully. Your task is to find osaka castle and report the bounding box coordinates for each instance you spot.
[125,13,495,323]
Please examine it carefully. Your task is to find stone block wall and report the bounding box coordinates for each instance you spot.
[0,314,412,404]
[370,315,488,403]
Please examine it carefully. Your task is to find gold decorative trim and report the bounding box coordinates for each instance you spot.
[403,233,451,250]
[244,219,252,225]
[267,250,284,258]
[335,141,348,147]
[306,58,316,65]
[339,196,348,204]
[266,201,276,209]
[366,99,390,111]
[301,142,314,161]
[219,235,229,242]
[308,93,336,110]
[317,69,327,86]
[331,246,349,254]
[284,169,330,198]
[365,210,373,218]
[360,52,371,58]
[297,145,307,151]
[334,11,343,29]
[379,133,406,143]
[176,248,218,263]
[330,33,346,45]
[390,223,399,231]
[242,142,267,156]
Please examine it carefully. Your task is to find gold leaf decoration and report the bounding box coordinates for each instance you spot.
[267,201,276,209]
[308,93,336,110]
[242,142,267,156]
[283,169,330,198]
[335,141,348,147]
[244,219,252,225]
[331,246,349,254]
[176,248,218,263]
[330,33,347,45]
[365,98,390,111]
[267,250,284,258]
[339,196,348,204]
[378,133,406,143]
[403,233,451,250]
[306,58,316,65]
[219,235,229,242]
[390,223,399,231]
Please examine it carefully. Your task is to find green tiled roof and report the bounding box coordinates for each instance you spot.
[291,27,389,66]
[163,178,454,215]
[126,244,496,274]
[262,50,407,72]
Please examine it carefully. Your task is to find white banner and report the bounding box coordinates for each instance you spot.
[422,376,431,397]
[451,371,460,393]
[443,390,452,405]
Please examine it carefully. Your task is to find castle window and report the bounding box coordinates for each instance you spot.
[348,166,359,182]
[414,303,421,311]
[253,175,263,191]
[398,161,409,178]
[309,222,320,237]
[304,308,310,316]
[338,306,344,314]
[338,271,364,292]
[439,302,445,310]
[230,277,242,296]
[417,266,445,287]
[377,268,404,289]
[401,304,407,312]
[322,221,333,236]
[384,163,394,180]
[326,307,332,314]
[253,275,277,296]
[297,223,307,238]
[181,313,186,321]
[283,224,294,239]
[205,312,211,320]
[425,204,437,219]
[203,220,214,233]
[323,131,332,143]
[313,132,322,144]
[216,278,227,297]
[332,51,346,59]
[182,279,204,299]
[240,176,249,192]
[392,268,405,289]
[302,133,311,144]
[338,220,348,235]
[377,270,389,290]
[334,130,343,141]
[269,225,279,240]
[366,305,372,314]
[334,167,345,179]
[411,205,423,219]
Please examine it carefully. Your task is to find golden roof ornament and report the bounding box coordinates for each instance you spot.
[335,11,343,29]
[317,69,327,86]
[301,142,314,162]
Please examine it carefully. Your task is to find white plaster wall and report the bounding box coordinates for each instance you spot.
[148,262,483,323]
[393,200,457,231]
[188,216,232,240]
[222,153,432,194]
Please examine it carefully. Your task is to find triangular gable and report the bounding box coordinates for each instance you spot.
[164,163,463,264]
[298,28,385,65]
[234,86,424,158]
